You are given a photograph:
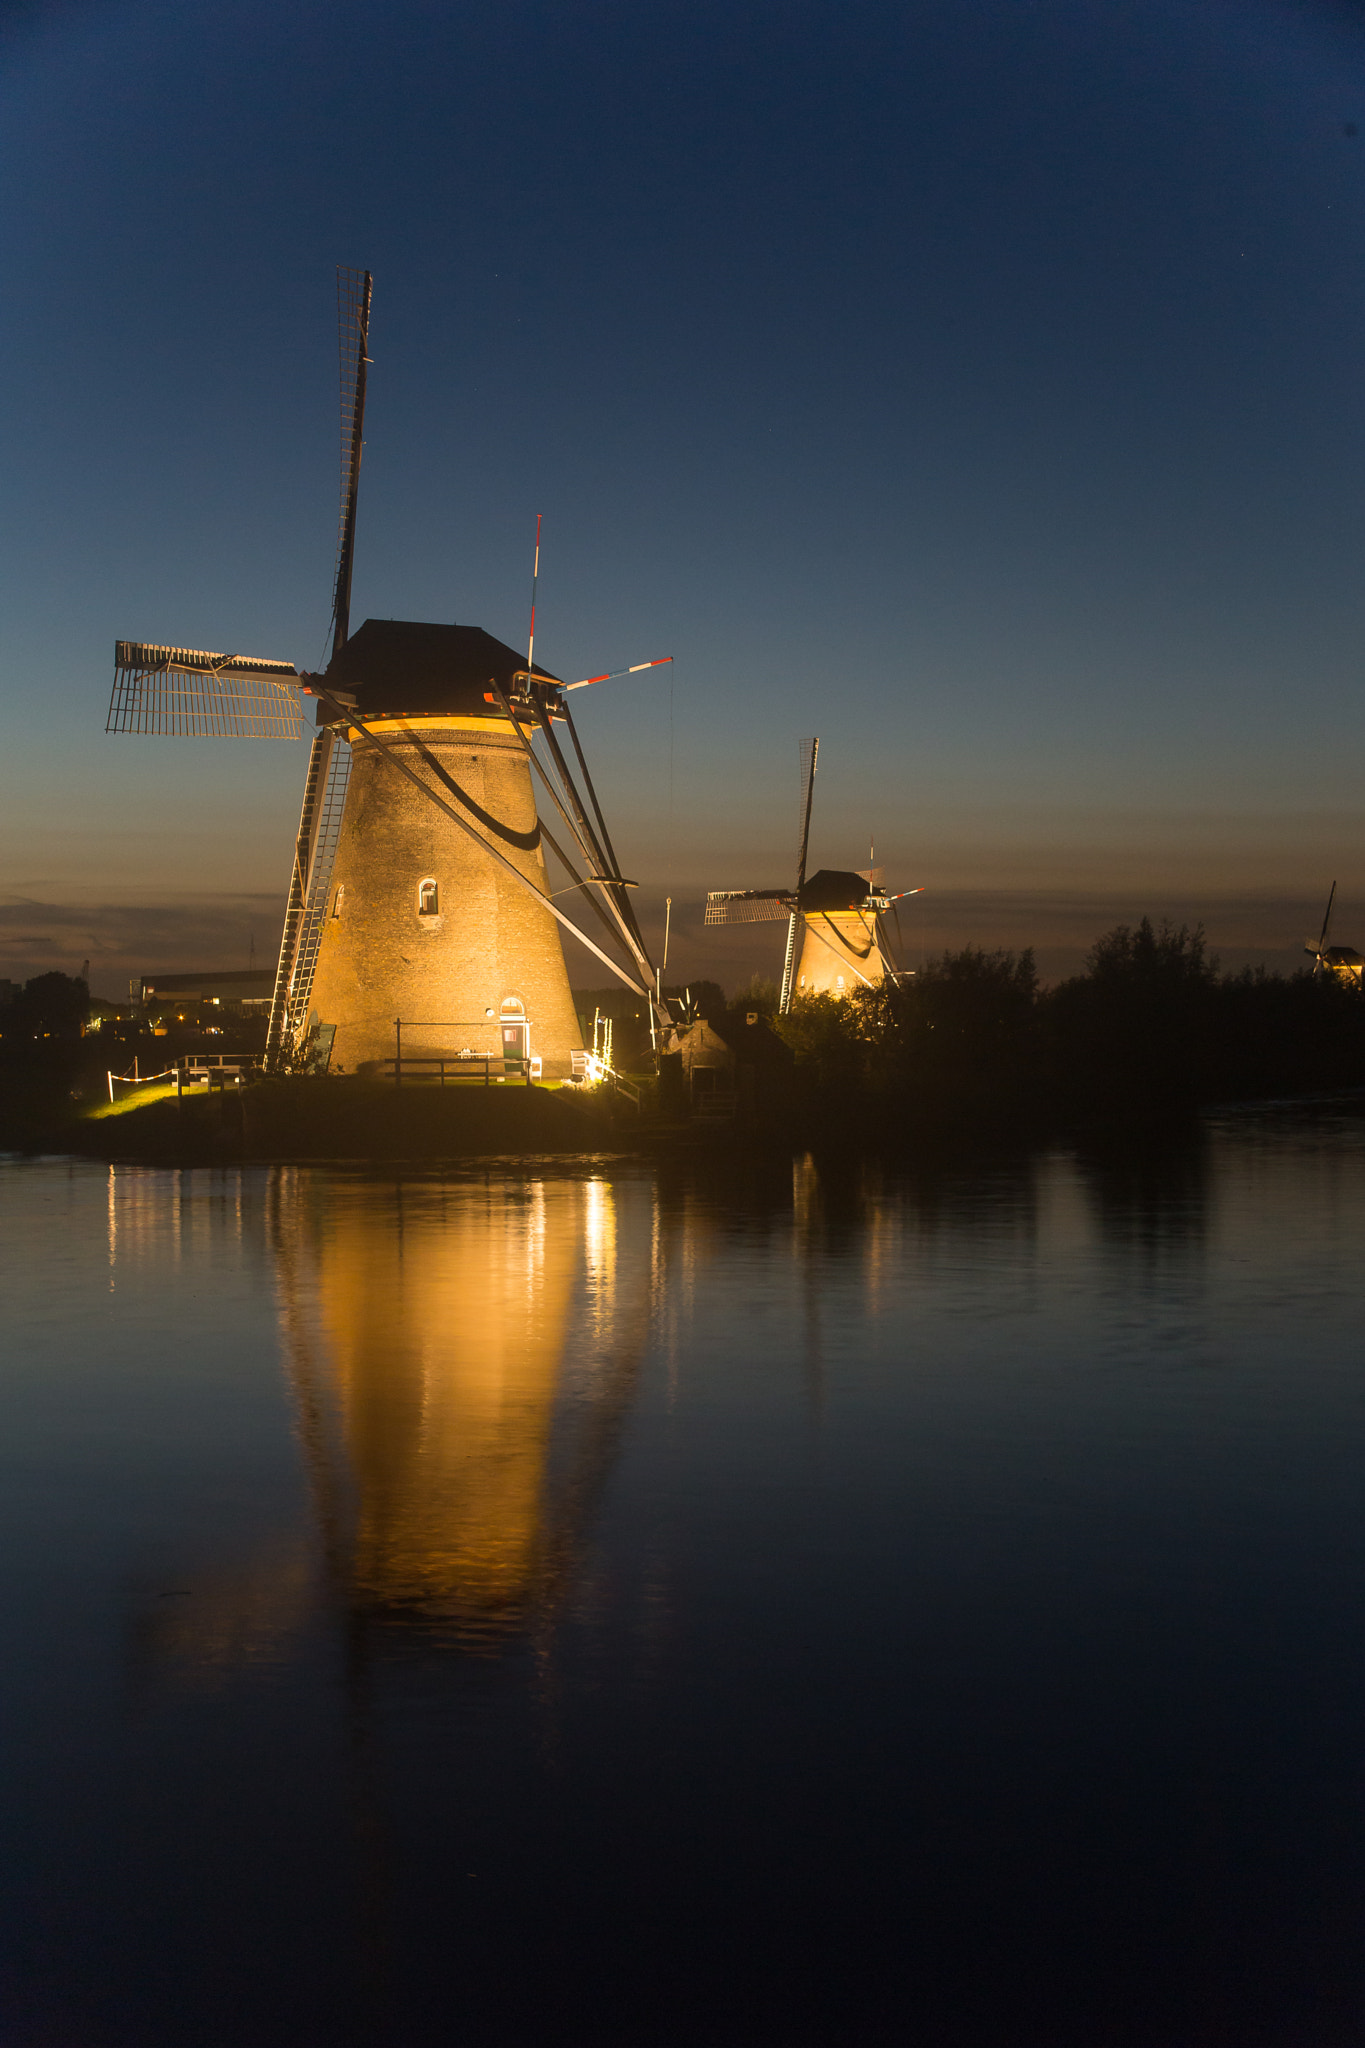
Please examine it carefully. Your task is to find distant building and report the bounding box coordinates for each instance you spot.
[675,1010,793,1124]
[134,969,275,1027]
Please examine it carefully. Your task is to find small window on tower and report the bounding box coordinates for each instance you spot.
[331,885,344,918]
[418,879,439,915]
[836,974,846,992]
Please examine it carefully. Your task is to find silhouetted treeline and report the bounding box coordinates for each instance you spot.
[775,920,1365,1133]
[0,971,89,1042]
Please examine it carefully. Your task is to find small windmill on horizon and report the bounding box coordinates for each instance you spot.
[704,739,922,1007]
[105,269,675,1079]
[1305,882,1364,985]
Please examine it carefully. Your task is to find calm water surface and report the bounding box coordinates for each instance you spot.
[3,1119,1365,2045]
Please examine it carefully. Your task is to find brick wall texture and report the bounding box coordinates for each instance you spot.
[307,719,585,1076]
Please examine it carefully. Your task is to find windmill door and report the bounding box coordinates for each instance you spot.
[501,1020,527,1074]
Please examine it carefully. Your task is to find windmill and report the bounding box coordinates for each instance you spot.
[106,269,674,1078]
[704,738,923,1008]
[1305,882,1364,985]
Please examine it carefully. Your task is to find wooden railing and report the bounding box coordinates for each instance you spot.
[391,1018,542,1087]
[381,1055,535,1088]
[173,1054,262,1097]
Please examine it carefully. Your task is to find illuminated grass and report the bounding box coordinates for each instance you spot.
[85,1082,181,1119]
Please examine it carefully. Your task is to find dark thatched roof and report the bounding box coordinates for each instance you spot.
[324,620,560,718]
[798,868,873,913]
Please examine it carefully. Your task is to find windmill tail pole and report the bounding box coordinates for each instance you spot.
[488,679,654,984]
[487,681,624,938]
[479,680,631,960]
[537,696,676,1038]
[558,700,651,958]
[555,696,682,1035]
[530,698,666,1010]
[543,669,679,1038]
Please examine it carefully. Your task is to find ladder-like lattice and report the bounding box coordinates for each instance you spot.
[284,733,353,1045]
[330,268,372,650]
[106,643,305,738]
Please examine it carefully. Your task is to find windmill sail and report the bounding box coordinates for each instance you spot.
[780,737,819,1012]
[266,267,371,1061]
[704,890,793,925]
[106,643,305,738]
[265,725,351,1067]
[1307,881,1337,974]
[330,267,372,658]
[279,732,353,1045]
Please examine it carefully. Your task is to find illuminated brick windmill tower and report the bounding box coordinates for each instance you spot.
[104,270,672,1076]
[705,739,923,1006]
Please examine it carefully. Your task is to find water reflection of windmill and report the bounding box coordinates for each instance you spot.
[704,737,923,1007]
[1305,882,1364,985]
[105,268,673,1078]
[269,1172,651,1641]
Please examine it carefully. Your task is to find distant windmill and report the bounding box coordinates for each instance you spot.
[105,269,674,1077]
[704,738,922,1009]
[1305,881,1364,985]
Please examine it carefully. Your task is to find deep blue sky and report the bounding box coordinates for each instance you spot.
[5,0,1365,989]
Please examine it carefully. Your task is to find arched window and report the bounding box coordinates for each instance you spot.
[331,884,345,918]
[418,879,439,915]
[836,974,846,992]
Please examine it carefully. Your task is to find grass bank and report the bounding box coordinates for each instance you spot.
[39,1076,626,1165]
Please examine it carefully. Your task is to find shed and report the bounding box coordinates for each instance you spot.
[676,1010,794,1125]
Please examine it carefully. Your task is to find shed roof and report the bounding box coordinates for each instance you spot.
[324,620,560,718]
[679,1013,794,1067]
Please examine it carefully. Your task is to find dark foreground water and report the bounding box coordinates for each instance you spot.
[4,1118,1365,2046]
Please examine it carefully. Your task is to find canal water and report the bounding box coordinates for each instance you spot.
[3,1117,1365,2045]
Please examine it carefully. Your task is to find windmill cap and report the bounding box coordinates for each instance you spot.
[325,619,560,717]
[799,868,876,913]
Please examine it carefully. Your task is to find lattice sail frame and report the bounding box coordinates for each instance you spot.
[107,643,306,738]
[330,267,371,644]
[704,890,794,926]
[283,733,353,1044]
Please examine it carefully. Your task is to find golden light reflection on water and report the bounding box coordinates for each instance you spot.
[271,1171,649,1645]
[105,1145,1143,1679]
[325,1187,570,1620]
